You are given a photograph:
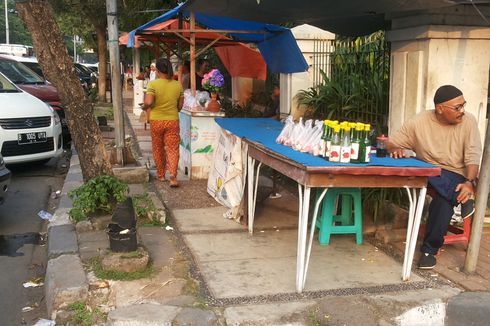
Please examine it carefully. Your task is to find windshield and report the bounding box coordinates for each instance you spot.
[0,73,21,93]
[75,63,93,77]
[0,59,45,85]
[22,62,45,79]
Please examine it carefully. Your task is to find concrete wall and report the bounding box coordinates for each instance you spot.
[280,25,335,119]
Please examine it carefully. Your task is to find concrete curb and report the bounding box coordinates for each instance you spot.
[44,148,87,319]
[43,143,157,320]
[446,292,490,326]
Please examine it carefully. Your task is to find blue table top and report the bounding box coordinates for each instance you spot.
[215,118,436,169]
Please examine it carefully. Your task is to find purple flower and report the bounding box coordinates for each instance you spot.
[202,69,225,93]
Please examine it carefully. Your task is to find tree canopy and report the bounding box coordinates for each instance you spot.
[0,0,32,44]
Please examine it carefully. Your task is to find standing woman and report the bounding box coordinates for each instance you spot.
[141,58,183,187]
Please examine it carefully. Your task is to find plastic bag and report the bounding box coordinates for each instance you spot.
[300,120,323,153]
[195,91,210,109]
[284,117,304,147]
[183,89,196,110]
[293,119,314,151]
[276,116,294,144]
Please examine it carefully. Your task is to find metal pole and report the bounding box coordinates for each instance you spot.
[73,35,77,62]
[4,0,9,44]
[132,46,140,109]
[106,0,124,165]
[464,121,490,272]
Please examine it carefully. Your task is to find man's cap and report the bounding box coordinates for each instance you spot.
[434,85,463,105]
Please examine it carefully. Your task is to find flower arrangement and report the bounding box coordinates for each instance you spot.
[202,69,225,94]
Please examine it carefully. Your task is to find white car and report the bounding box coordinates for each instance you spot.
[0,72,63,164]
[0,154,10,205]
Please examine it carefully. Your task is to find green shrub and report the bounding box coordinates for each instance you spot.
[221,97,263,118]
[68,175,129,222]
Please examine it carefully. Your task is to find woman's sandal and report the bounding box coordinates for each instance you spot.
[169,176,179,187]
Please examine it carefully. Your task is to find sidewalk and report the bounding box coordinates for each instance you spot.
[44,90,490,325]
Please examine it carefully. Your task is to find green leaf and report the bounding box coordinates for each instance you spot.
[193,145,213,153]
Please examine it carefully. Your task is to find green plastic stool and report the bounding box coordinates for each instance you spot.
[315,188,363,245]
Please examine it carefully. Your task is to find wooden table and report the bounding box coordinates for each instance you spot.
[245,140,440,293]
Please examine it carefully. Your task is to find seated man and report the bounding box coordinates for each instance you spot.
[386,85,482,270]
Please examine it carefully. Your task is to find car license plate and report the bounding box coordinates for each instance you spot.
[18,132,47,145]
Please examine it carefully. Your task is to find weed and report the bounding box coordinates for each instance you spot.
[67,301,104,326]
[89,257,154,281]
[133,193,163,226]
[68,175,129,222]
[307,307,322,326]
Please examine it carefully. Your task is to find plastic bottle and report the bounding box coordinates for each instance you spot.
[329,125,341,162]
[350,122,362,163]
[362,124,372,163]
[340,125,351,163]
[320,120,329,158]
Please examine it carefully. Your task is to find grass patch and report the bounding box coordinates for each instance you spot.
[68,301,104,326]
[120,251,144,259]
[133,193,164,227]
[89,257,154,281]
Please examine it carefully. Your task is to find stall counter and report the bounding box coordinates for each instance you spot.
[179,108,225,179]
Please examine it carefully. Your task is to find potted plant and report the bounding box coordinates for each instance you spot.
[202,68,225,112]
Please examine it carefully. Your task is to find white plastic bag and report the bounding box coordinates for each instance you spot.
[195,91,210,109]
[183,89,197,110]
[293,119,315,151]
[301,120,323,153]
[276,116,294,144]
[285,117,304,147]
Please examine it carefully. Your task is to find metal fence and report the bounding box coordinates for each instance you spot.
[311,35,390,131]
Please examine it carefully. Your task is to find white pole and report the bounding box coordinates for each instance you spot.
[73,35,77,62]
[4,0,9,44]
[464,120,490,272]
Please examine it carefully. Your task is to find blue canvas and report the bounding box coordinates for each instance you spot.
[215,118,436,169]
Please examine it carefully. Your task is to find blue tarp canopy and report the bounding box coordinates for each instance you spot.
[126,3,308,74]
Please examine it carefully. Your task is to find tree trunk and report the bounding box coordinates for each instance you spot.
[16,0,113,180]
[95,25,107,102]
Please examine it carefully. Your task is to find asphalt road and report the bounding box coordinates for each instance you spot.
[0,152,70,326]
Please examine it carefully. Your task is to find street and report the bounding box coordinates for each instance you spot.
[0,152,70,325]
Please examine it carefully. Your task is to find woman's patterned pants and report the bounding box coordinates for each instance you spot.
[150,120,180,180]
